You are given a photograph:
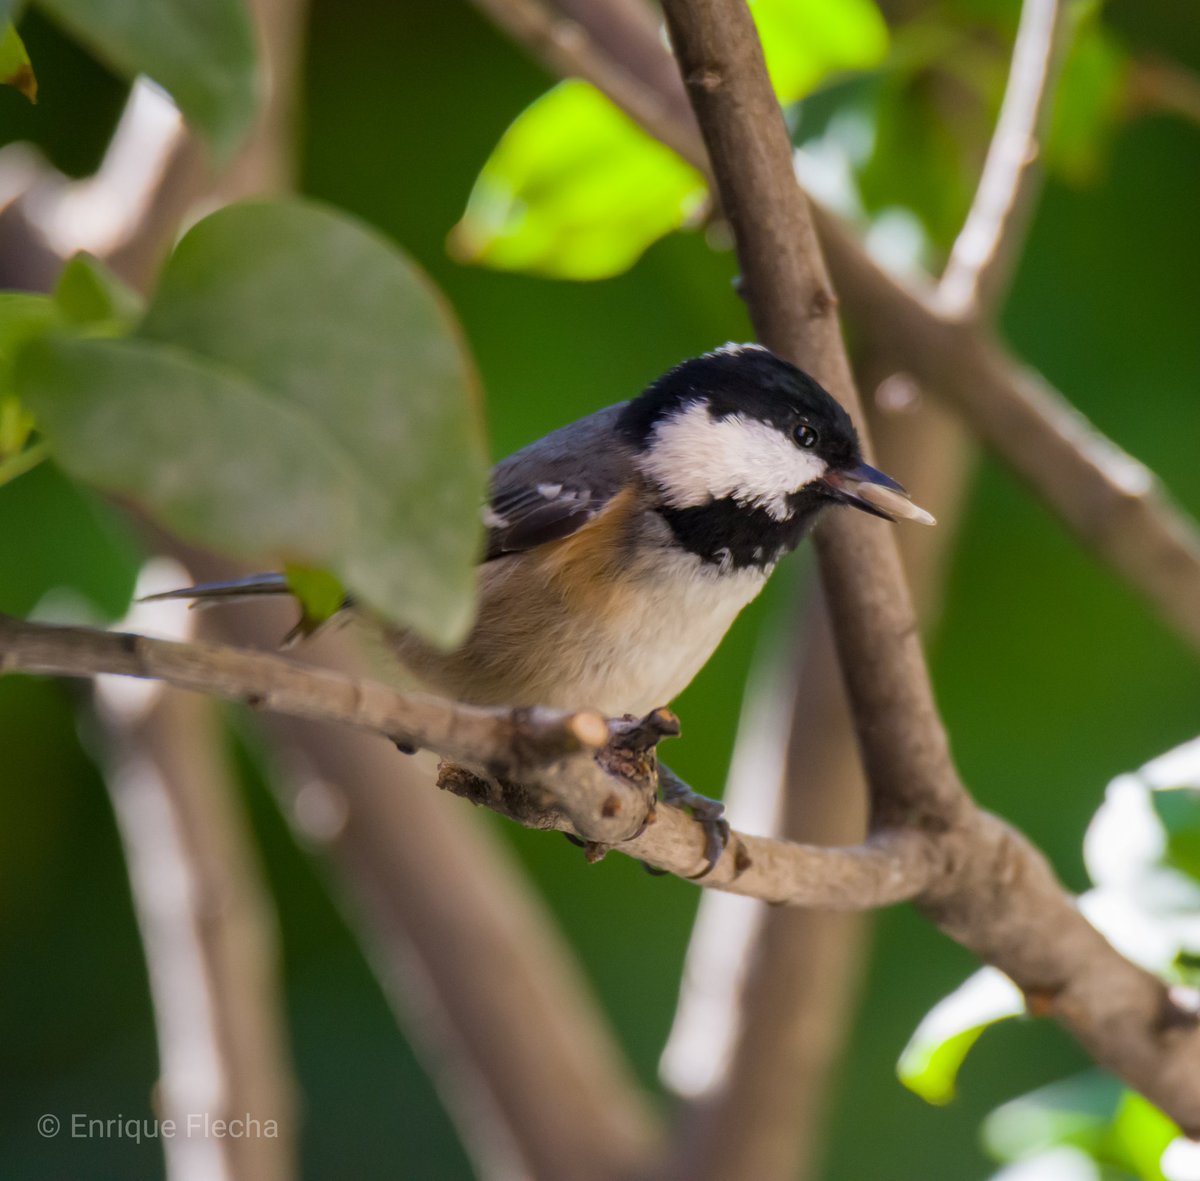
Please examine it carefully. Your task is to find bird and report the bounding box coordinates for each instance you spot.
[155,344,933,722]
[153,344,933,868]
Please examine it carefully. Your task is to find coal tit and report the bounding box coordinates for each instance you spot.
[156,344,932,718]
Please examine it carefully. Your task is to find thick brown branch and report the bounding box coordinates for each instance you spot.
[659,0,1200,1135]
[0,613,933,906]
[468,0,1200,656]
[660,0,958,822]
[441,760,936,905]
[5,609,1200,1125]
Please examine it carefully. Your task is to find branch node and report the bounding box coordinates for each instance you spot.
[1023,984,1060,1019]
[584,840,610,864]
[687,66,723,92]
[1158,987,1200,1035]
[808,287,839,319]
[569,709,611,749]
[732,841,753,877]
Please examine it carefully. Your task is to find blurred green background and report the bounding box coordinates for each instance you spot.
[2,0,1199,1177]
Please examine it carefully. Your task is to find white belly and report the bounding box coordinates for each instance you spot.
[547,552,769,715]
[389,547,771,716]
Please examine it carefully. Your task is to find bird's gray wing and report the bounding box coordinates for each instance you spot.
[484,403,634,561]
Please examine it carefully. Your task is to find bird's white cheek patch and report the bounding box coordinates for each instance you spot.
[637,404,827,519]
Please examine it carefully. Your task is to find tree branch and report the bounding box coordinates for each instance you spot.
[169,544,663,1181]
[0,611,934,905]
[675,0,1067,1156]
[659,0,1200,1135]
[248,688,661,1181]
[99,682,296,1181]
[937,0,1065,316]
[0,613,646,842]
[5,610,1200,1129]
[467,0,1200,656]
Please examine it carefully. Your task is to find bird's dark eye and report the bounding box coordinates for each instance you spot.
[793,423,819,449]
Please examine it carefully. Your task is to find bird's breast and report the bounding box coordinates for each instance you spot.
[389,492,771,716]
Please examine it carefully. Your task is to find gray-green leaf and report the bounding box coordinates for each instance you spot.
[36,0,258,159]
[19,199,489,647]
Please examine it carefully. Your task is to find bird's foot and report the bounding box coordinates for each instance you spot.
[659,766,730,878]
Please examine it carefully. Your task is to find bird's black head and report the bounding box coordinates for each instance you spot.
[619,344,932,570]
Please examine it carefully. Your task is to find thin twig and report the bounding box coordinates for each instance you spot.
[468,0,702,165]
[659,0,1200,1135]
[467,0,1200,657]
[0,614,642,841]
[1126,54,1200,127]
[937,0,1066,316]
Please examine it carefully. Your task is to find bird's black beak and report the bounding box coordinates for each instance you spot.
[821,462,936,526]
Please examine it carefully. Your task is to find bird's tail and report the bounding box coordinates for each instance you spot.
[141,572,354,647]
[140,572,292,605]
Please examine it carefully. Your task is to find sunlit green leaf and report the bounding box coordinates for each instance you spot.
[36,0,258,159]
[1107,1091,1176,1181]
[53,253,144,333]
[985,1084,1177,1181]
[0,21,36,101]
[749,0,889,103]
[18,200,489,647]
[897,966,1025,1104]
[455,1,887,282]
[451,81,706,281]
